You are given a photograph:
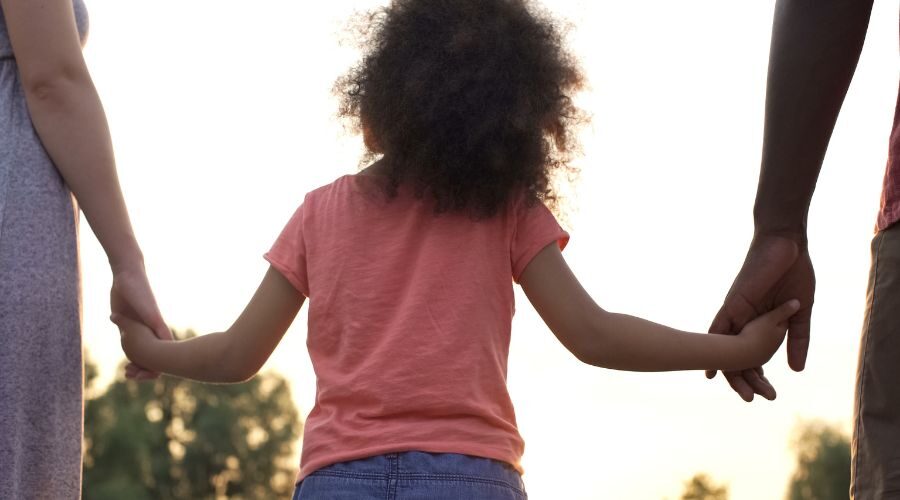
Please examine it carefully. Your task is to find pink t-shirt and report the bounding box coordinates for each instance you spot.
[264,174,568,482]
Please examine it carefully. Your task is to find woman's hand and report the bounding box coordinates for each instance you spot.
[735,299,801,368]
[110,264,172,379]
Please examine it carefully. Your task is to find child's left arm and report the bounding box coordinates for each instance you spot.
[113,266,305,383]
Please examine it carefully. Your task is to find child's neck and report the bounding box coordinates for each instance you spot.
[358,158,388,177]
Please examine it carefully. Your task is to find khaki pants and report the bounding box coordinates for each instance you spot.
[852,224,900,499]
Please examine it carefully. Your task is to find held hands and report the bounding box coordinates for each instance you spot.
[110,264,173,380]
[111,312,163,375]
[709,234,815,401]
[735,299,801,368]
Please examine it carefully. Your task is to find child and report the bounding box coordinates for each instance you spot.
[115,0,800,498]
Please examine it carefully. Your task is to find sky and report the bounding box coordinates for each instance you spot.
[77,1,898,498]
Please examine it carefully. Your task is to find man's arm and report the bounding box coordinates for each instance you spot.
[709,0,873,402]
[755,0,873,238]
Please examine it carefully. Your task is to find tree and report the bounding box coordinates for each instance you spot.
[82,332,302,500]
[680,473,729,500]
[786,421,850,500]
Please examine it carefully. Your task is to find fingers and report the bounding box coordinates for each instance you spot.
[723,371,756,402]
[764,299,801,324]
[110,272,172,341]
[787,306,812,372]
[134,302,171,342]
[129,369,159,380]
[134,370,160,381]
[111,313,172,342]
[124,362,159,381]
[138,300,171,342]
[743,367,776,401]
[708,305,733,335]
[152,323,175,342]
[719,366,777,402]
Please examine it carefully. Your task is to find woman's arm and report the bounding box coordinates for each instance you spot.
[2,0,169,342]
[3,0,140,272]
[519,244,799,372]
[115,267,306,383]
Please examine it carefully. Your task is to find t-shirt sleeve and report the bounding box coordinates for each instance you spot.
[510,200,570,283]
[264,201,310,296]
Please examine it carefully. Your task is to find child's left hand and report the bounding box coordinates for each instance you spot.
[111,313,165,379]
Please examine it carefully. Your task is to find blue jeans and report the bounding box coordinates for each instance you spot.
[291,451,528,499]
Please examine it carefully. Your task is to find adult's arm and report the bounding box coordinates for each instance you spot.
[708,0,873,401]
[1,0,170,349]
[755,0,873,237]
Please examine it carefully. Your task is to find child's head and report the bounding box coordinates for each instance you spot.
[337,0,585,217]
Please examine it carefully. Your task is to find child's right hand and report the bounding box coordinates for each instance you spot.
[736,299,802,367]
[112,313,165,377]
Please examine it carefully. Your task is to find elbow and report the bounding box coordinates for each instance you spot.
[565,313,610,368]
[221,363,259,384]
[565,331,597,365]
[223,355,263,384]
[568,309,629,369]
[572,346,599,367]
[21,65,89,107]
[219,337,263,383]
[571,341,610,368]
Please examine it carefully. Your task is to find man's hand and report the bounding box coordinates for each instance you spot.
[707,234,815,401]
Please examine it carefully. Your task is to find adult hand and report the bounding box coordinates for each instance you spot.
[110,263,173,380]
[707,234,815,401]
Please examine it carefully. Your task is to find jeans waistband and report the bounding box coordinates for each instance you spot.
[310,451,524,491]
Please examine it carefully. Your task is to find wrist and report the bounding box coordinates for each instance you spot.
[713,333,752,371]
[108,241,145,275]
[751,227,808,250]
[752,210,808,246]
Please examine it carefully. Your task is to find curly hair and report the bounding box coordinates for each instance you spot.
[337,0,585,218]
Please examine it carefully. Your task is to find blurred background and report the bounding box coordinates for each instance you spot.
[77,0,898,498]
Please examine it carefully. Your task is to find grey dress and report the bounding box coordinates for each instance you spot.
[0,2,90,498]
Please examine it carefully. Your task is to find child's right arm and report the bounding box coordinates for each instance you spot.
[519,243,800,372]
[113,266,305,383]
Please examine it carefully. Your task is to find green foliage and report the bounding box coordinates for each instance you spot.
[82,334,302,500]
[680,473,729,500]
[786,421,850,500]
[84,351,99,389]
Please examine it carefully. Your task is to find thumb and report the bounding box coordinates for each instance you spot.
[127,293,172,341]
[114,274,171,341]
[148,316,174,342]
[763,299,801,325]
